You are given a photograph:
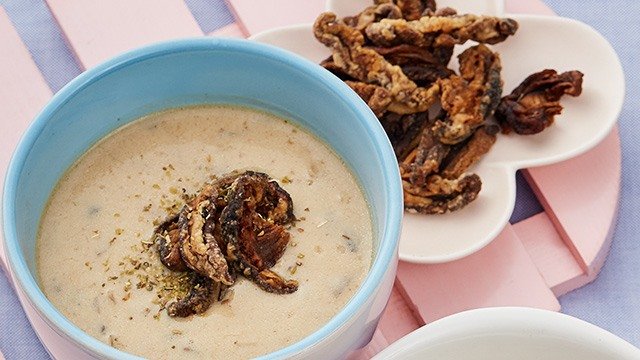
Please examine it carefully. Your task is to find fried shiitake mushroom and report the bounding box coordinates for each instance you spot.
[221,172,298,294]
[496,69,584,135]
[158,171,297,317]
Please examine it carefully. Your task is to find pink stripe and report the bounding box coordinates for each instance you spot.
[46,0,203,69]
[346,328,390,360]
[226,0,325,36]
[209,23,247,38]
[378,283,421,342]
[397,224,560,324]
[524,129,622,275]
[514,212,584,296]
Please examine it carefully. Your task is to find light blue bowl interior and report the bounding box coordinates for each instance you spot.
[3,38,402,359]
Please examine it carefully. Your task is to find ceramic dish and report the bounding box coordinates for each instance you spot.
[372,307,640,359]
[2,38,402,359]
[251,1,624,264]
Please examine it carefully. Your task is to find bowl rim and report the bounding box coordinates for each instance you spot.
[2,37,403,359]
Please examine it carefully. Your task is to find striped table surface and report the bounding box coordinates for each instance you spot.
[0,0,635,358]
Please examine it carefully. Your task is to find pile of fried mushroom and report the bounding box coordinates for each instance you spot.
[153,171,298,317]
[314,0,583,214]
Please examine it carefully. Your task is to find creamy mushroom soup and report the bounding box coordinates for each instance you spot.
[37,105,373,359]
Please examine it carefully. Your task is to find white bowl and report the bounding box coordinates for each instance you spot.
[373,307,640,359]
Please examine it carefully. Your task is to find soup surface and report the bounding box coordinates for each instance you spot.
[37,105,373,359]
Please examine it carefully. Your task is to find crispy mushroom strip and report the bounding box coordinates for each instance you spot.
[178,183,234,286]
[400,123,449,187]
[167,275,221,318]
[154,214,188,272]
[379,111,430,160]
[343,2,402,30]
[422,7,459,66]
[459,45,503,118]
[320,57,355,81]
[345,81,392,117]
[496,69,584,135]
[365,14,518,48]
[434,45,503,144]
[388,0,437,21]
[154,173,241,275]
[441,125,499,179]
[314,12,440,114]
[221,172,298,294]
[209,172,243,209]
[399,121,489,214]
[403,174,482,214]
[372,44,454,86]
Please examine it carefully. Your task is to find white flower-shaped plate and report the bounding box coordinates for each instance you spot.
[251,0,624,263]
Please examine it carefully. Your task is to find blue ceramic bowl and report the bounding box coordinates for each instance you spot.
[2,38,402,359]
